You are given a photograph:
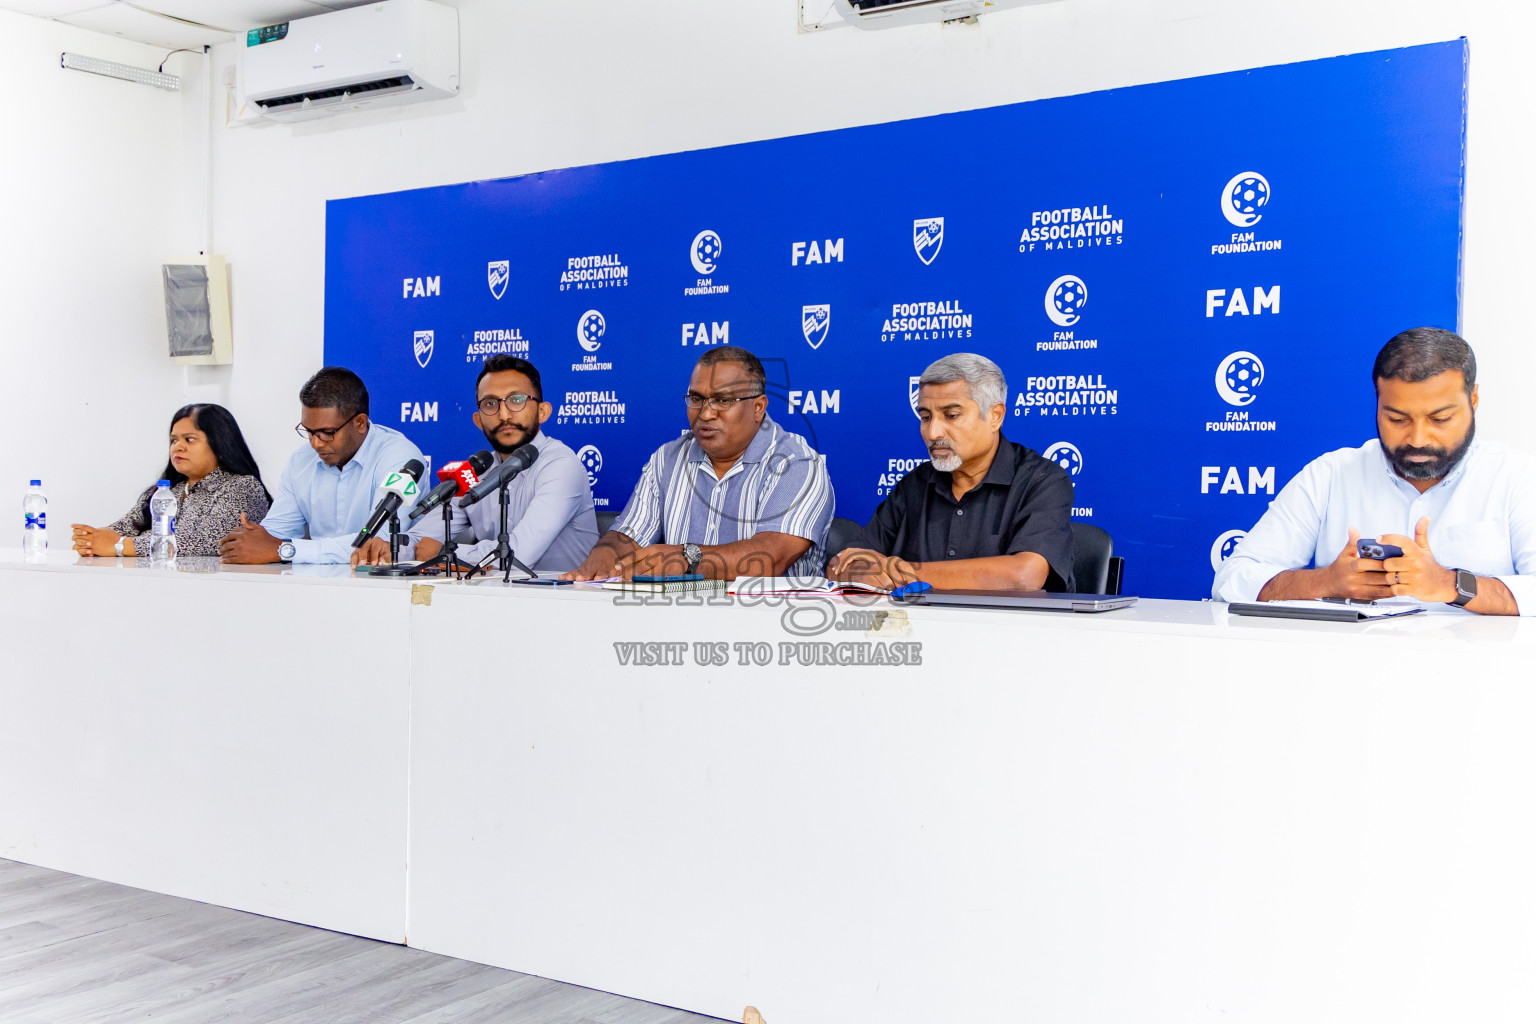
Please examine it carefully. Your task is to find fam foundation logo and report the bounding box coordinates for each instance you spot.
[487,260,509,300]
[1042,441,1083,476]
[1045,275,1087,327]
[685,229,729,296]
[880,300,973,343]
[413,330,434,369]
[556,390,626,426]
[802,305,831,349]
[465,327,528,363]
[876,456,928,498]
[577,310,606,352]
[1209,351,1276,433]
[560,253,630,292]
[1210,529,1247,571]
[1019,205,1124,253]
[913,218,944,265]
[1213,172,1283,255]
[577,444,603,488]
[1014,374,1118,417]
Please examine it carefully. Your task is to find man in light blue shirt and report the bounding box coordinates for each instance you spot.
[1213,328,1536,615]
[407,356,598,572]
[219,367,425,565]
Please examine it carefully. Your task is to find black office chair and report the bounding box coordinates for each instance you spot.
[595,509,619,535]
[1070,522,1124,596]
[824,516,865,561]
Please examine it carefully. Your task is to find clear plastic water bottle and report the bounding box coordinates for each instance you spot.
[22,480,46,556]
[149,480,178,565]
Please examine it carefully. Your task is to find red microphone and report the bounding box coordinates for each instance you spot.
[408,450,494,522]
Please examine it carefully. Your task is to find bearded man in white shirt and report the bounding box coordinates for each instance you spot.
[1213,327,1536,615]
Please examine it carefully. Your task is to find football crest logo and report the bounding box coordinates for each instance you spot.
[801,304,831,350]
[913,217,944,265]
[909,376,922,417]
[413,330,434,369]
[487,260,509,300]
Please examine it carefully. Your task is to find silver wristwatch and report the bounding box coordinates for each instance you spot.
[683,542,703,574]
[113,535,125,557]
[277,540,297,563]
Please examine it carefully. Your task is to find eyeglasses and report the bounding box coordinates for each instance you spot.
[685,391,764,411]
[477,393,539,416]
[295,420,352,442]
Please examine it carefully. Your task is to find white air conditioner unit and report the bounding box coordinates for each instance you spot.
[830,0,1062,29]
[241,0,458,123]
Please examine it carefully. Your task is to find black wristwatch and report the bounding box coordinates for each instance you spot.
[1448,568,1477,608]
[683,542,703,574]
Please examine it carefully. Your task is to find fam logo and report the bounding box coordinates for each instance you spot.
[1015,374,1119,418]
[1201,465,1276,495]
[792,238,844,266]
[909,376,922,417]
[577,310,606,352]
[1042,441,1083,477]
[913,218,944,265]
[881,300,973,343]
[876,456,928,498]
[560,253,630,292]
[413,330,434,369]
[682,321,729,346]
[556,390,626,426]
[399,401,438,424]
[1019,205,1124,253]
[684,230,729,296]
[1210,529,1247,572]
[576,444,603,487]
[466,328,528,363]
[1208,351,1277,433]
[802,305,831,350]
[788,388,839,415]
[1213,172,1283,255]
[403,275,439,299]
[1206,286,1279,318]
[1045,274,1087,328]
[487,261,509,300]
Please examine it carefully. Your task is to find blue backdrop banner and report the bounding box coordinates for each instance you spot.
[325,40,1466,597]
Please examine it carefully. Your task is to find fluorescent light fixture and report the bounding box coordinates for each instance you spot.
[60,52,180,91]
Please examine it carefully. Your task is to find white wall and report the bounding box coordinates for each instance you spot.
[0,10,210,536]
[11,0,1535,530]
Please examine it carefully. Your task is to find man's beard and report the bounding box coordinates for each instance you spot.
[485,419,539,455]
[1384,417,1474,481]
[928,442,961,473]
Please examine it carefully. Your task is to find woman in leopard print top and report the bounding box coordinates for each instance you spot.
[71,404,270,558]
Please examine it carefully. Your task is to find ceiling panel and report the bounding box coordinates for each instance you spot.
[0,1,109,16]
[58,3,231,48]
[0,0,425,47]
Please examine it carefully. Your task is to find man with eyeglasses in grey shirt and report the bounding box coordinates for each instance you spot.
[406,355,599,573]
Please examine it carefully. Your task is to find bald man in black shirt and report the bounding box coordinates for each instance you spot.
[828,353,1075,592]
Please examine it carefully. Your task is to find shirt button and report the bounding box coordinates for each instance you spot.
[956,509,964,516]
[948,550,956,556]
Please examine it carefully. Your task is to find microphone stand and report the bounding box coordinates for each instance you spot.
[365,510,414,577]
[462,472,535,583]
[402,500,466,580]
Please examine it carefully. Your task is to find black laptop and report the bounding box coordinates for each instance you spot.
[889,589,1138,613]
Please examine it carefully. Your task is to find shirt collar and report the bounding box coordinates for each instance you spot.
[686,414,778,466]
[496,430,553,462]
[929,432,1017,491]
[318,421,381,473]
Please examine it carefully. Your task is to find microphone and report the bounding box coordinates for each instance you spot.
[459,444,540,508]
[407,449,494,523]
[352,459,425,548]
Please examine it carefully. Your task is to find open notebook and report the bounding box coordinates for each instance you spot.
[727,576,889,596]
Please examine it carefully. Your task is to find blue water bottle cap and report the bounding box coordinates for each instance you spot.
[29,480,40,487]
[158,479,171,487]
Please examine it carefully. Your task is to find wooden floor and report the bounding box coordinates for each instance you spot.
[0,858,727,1024]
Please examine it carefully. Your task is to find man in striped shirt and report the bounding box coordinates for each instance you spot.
[563,347,834,581]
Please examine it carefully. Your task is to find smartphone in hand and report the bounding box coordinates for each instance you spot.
[1357,538,1404,560]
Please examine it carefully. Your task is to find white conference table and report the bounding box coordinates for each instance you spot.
[3,549,1535,1024]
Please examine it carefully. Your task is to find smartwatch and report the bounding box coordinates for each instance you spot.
[277,540,297,563]
[1448,568,1477,608]
[683,542,703,574]
[113,535,125,557]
